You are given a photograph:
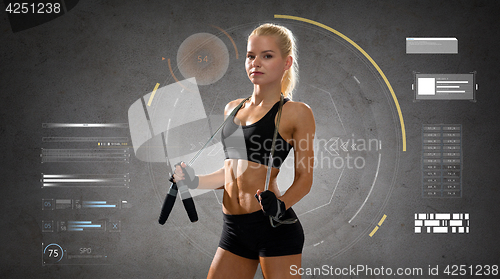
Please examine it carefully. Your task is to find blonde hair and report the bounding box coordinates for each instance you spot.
[250,23,298,100]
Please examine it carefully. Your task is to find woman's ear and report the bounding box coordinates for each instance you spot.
[284,55,293,71]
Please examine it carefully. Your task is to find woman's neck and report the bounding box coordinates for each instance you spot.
[251,83,282,106]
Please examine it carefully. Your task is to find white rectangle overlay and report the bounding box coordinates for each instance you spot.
[418,78,436,95]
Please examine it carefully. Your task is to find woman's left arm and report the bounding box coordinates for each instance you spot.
[279,102,315,209]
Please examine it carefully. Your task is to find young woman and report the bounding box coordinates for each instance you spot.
[173,23,315,279]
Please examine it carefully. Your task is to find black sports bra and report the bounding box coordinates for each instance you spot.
[221,98,293,169]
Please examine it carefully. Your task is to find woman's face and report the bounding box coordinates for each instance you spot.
[245,35,291,87]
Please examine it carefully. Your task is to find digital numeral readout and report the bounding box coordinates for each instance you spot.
[5,3,62,14]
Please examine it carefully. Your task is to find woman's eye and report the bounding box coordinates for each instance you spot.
[264,55,272,58]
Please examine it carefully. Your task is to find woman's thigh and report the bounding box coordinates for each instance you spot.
[207,247,259,279]
[260,254,302,279]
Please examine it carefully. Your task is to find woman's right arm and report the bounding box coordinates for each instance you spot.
[198,167,225,190]
[173,161,225,190]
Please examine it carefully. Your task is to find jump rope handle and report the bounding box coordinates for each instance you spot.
[158,183,178,225]
[177,179,199,222]
[158,182,198,224]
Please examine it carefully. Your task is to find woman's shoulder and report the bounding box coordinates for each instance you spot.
[224,98,248,115]
[284,99,313,114]
[283,99,315,127]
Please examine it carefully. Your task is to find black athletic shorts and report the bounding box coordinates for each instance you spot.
[218,208,304,259]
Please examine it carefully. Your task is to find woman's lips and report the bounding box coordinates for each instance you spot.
[251,71,263,76]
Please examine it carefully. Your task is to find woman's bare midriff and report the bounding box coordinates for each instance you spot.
[222,159,281,215]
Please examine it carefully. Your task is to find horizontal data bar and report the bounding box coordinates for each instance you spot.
[42,199,128,209]
[436,81,468,83]
[41,148,130,163]
[42,123,128,128]
[41,174,129,188]
[42,137,129,142]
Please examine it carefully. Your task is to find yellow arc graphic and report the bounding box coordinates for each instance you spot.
[147,83,160,106]
[369,226,379,237]
[369,215,388,237]
[378,214,387,226]
[275,15,406,151]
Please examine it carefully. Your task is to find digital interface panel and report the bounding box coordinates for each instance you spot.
[40,122,130,265]
[422,124,462,198]
[414,73,476,101]
[2,1,499,278]
[406,38,458,54]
